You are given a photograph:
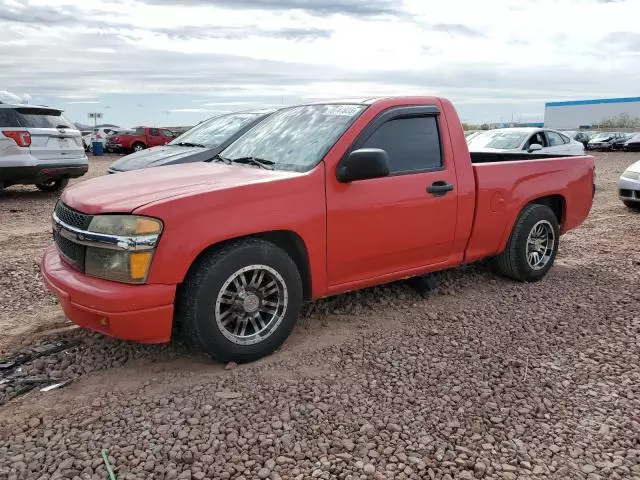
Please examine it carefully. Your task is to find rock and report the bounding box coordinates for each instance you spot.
[215,391,242,399]
[28,417,41,428]
[225,362,238,370]
[363,464,376,474]
[581,465,596,474]
[474,462,487,476]
[258,468,270,479]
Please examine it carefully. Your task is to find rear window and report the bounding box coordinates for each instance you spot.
[0,109,21,127]
[14,108,75,129]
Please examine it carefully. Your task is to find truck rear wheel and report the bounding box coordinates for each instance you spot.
[177,238,303,363]
[36,178,69,192]
[495,204,559,282]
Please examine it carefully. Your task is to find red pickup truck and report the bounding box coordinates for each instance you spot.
[41,97,595,363]
[107,127,175,153]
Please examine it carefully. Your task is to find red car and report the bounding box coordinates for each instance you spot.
[41,97,595,363]
[106,127,175,153]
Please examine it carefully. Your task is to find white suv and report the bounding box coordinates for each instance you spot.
[0,103,88,192]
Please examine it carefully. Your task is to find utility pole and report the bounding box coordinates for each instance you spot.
[88,112,103,127]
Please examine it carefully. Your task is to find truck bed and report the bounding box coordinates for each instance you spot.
[463,155,595,264]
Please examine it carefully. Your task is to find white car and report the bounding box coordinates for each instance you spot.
[0,102,88,191]
[619,159,640,210]
[467,127,585,155]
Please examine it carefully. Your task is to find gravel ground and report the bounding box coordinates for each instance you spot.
[0,152,639,480]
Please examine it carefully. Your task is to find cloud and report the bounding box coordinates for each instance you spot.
[1,0,638,124]
[141,0,399,17]
[431,23,485,37]
[0,90,30,104]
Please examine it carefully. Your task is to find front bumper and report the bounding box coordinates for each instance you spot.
[618,176,640,203]
[40,245,176,343]
[587,144,611,150]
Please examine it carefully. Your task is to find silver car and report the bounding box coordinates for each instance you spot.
[0,103,88,192]
[619,159,640,209]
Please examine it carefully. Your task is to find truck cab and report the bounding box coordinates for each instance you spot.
[41,97,595,363]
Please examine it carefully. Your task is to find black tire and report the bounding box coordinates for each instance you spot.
[495,204,560,282]
[623,200,640,210]
[132,142,146,152]
[35,178,69,192]
[177,238,303,363]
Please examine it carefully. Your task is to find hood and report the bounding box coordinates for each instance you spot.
[626,160,640,173]
[108,145,215,171]
[62,162,302,214]
[589,137,612,143]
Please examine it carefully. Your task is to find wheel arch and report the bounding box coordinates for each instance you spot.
[182,230,313,301]
[529,194,565,228]
[497,193,566,254]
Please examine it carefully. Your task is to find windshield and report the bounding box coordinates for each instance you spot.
[467,130,528,150]
[15,108,75,129]
[221,104,366,171]
[169,112,263,148]
[592,133,613,140]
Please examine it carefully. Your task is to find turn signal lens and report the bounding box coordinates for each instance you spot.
[136,217,163,235]
[129,252,153,280]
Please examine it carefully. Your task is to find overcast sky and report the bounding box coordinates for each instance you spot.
[1,0,639,127]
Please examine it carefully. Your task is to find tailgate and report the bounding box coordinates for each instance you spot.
[28,128,85,161]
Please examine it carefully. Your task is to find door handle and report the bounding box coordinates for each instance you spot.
[427,181,454,196]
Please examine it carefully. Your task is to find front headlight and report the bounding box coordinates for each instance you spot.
[84,215,162,284]
[88,215,162,236]
[621,170,640,181]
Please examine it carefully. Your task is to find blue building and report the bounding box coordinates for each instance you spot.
[544,96,640,129]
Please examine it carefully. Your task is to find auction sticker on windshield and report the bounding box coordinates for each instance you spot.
[326,105,364,116]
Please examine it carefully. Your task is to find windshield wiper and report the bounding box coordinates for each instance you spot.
[228,156,275,170]
[172,141,206,148]
[208,153,233,164]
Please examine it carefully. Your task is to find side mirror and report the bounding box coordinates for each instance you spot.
[337,148,390,183]
[528,143,543,153]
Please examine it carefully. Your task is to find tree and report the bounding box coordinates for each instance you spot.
[597,113,640,129]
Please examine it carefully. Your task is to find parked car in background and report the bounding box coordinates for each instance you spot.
[618,160,640,209]
[586,132,627,151]
[623,133,640,152]
[108,109,275,173]
[41,97,595,362]
[467,127,584,155]
[464,130,482,141]
[0,103,88,191]
[562,130,591,148]
[106,127,175,154]
[612,133,635,151]
[104,129,135,153]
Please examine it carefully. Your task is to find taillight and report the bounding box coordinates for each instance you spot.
[2,130,31,147]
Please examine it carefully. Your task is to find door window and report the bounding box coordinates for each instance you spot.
[162,129,174,137]
[359,116,442,173]
[526,132,546,148]
[150,128,160,136]
[546,131,565,147]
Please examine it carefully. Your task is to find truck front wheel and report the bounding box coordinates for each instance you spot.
[495,204,560,282]
[177,238,303,363]
[132,142,145,152]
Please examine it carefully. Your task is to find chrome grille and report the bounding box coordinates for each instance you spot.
[54,201,92,230]
[53,229,86,271]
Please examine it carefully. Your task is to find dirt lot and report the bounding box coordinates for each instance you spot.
[0,152,639,480]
